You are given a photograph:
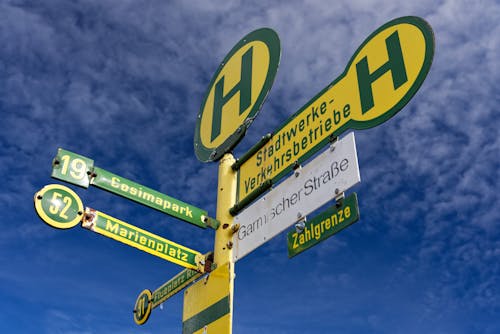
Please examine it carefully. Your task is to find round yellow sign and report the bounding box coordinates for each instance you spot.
[133,289,152,325]
[34,184,84,229]
[194,28,281,162]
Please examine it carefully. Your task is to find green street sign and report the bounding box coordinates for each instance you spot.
[134,289,152,325]
[152,268,203,308]
[34,184,84,229]
[133,265,206,325]
[81,207,206,272]
[51,148,94,188]
[194,28,281,162]
[287,193,360,258]
[91,167,210,228]
[236,16,435,202]
[51,148,216,229]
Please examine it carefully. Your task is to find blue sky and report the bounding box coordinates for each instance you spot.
[1,0,499,333]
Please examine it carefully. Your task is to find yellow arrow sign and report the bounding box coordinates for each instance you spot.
[34,184,206,272]
[82,208,206,272]
[236,16,434,201]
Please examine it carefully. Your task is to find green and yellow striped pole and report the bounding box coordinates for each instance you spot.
[182,153,237,334]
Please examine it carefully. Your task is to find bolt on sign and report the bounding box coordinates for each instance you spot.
[236,16,435,201]
[287,192,360,258]
[194,28,281,162]
[51,148,214,229]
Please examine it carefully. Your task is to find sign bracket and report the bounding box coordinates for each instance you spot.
[229,179,272,216]
[335,190,346,206]
[329,135,339,151]
[231,133,272,171]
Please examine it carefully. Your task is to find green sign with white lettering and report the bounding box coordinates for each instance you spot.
[51,148,94,188]
[51,148,215,229]
[91,167,208,228]
[287,193,359,258]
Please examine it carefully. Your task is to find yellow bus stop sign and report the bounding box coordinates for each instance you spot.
[236,16,435,200]
[194,28,281,162]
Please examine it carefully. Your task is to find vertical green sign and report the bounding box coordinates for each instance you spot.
[287,193,360,258]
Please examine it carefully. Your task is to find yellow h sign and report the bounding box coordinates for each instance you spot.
[194,28,281,162]
[210,46,254,142]
[236,16,434,201]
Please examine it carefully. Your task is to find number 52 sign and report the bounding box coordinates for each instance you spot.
[34,184,84,229]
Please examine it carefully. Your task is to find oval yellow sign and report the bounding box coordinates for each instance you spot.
[343,17,434,126]
[194,28,281,162]
[34,184,84,229]
[133,289,152,325]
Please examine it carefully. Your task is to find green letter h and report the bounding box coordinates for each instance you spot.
[211,47,253,141]
[356,31,408,114]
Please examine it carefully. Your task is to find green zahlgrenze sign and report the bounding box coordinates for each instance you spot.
[287,193,359,258]
[51,148,212,229]
[236,16,435,202]
[134,266,205,325]
[82,207,206,272]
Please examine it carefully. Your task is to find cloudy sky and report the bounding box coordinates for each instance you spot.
[1,0,499,333]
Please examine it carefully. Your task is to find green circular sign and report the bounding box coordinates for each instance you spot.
[34,184,84,229]
[133,289,152,325]
[194,27,281,162]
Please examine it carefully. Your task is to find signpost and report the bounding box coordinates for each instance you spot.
[233,132,360,262]
[183,264,233,334]
[33,16,435,334]
[51,148,216,229]
[235,16,434,202]
[287,192,360,257]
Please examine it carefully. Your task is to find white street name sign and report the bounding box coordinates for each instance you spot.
[233,132,360,261]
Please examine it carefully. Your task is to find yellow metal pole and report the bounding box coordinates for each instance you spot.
[214,153,237,266]
[213,153,237,334]
[182,153,236,334]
